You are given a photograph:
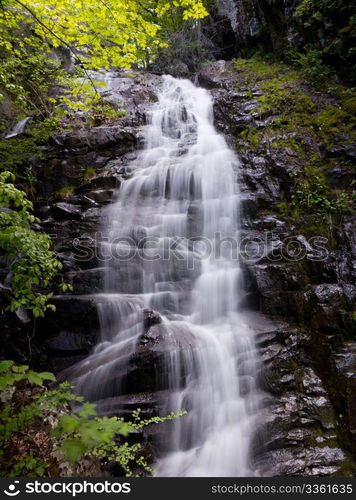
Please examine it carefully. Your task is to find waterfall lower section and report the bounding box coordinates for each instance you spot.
[65,76,263,477]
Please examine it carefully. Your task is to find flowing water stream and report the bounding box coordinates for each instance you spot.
[67,76,262,477]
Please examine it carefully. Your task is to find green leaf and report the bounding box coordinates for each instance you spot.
[0,361,14,373]
[38,371,56,382]
[59,414,79,433]
[79,403,97,418]
[0,373,15,390]
[12,365,29,373]
[61,439,87,462]
[27,370,50,386]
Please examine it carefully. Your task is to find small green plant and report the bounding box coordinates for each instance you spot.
[83,167,96,181]
[240,127,261,147]
[290,166,354,216]
[295,0,343,20]
[87,103,127,126]
[286,47,332,89]
[55,185,74,199]
[56,407,184,477]
[0,360,56,394]
[58,282,74,293]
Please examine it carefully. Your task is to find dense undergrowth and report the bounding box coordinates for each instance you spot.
[0,361,185,477]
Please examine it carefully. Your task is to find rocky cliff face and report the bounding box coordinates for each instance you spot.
[214,0,306,53]
[1,62,355,476]
[198,60,355,474]
[210,0,354,82]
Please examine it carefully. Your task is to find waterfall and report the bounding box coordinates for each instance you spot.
[3,117,31,139]
[66,76,262,477]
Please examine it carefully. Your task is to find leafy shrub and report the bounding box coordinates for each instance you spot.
[286,47,332,88]
[0,361,186,477]
[0,171,63,316]
[290,167,354,216]
[295,0,343,19]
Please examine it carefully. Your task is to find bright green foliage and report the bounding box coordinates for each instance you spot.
[0,50,65,115]
[0,366,83,476]
[0,171,63,316]
[0,1,208,70]
[53,403,132,463]
[87,103,127,127]
[93,409,186,476]
[0,362,186,477]
[0,1,208,181]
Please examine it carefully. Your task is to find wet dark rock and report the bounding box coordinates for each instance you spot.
[75,175,121,194]
[86,189,115,204]
[54,126,138,155]
[34,296,99,372]
[326,144,356,161]
[198,60,229,89]
[80,196,100,209]
[47,330,95,354]
[299,284,355,334]
[187,203,204,238]
[39,295,98,330]
[326,167,355,190]
[143,309,162,334]
[209,0,353,80]
[252,319,352,476]
[67,268,105,295]
[91,391,169,419]
[52,202,82,220]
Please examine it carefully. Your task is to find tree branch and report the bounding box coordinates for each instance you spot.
[12,0,99,97]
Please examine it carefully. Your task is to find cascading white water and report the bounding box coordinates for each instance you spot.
[67,76,262,476]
